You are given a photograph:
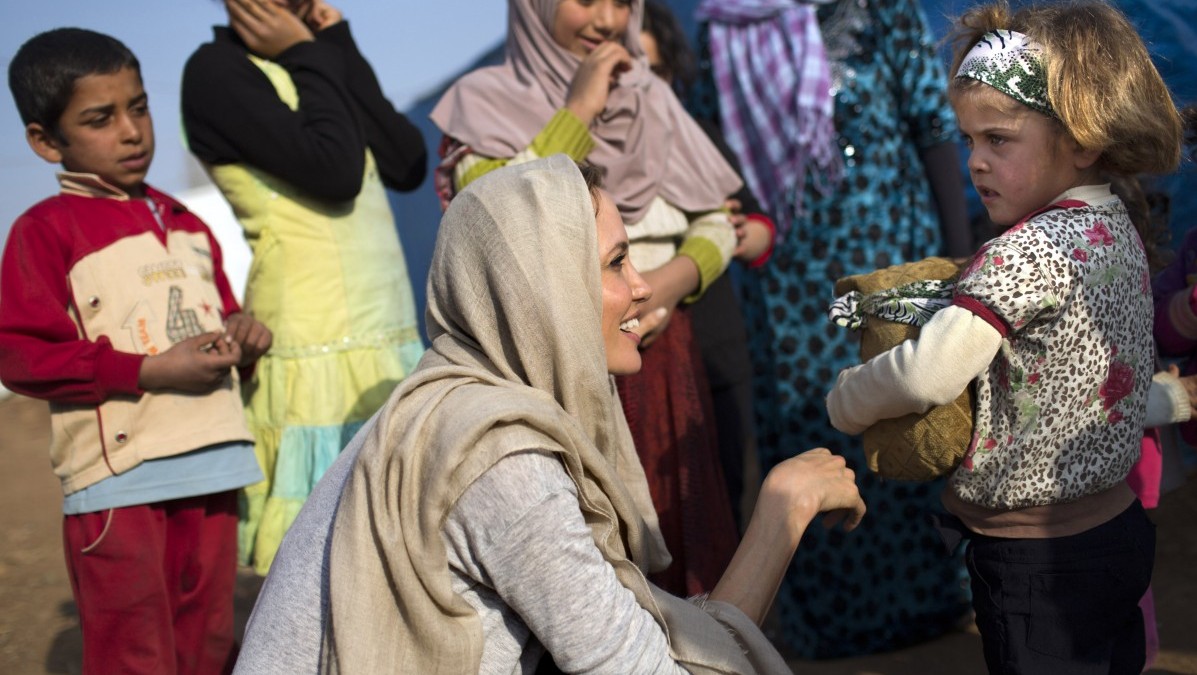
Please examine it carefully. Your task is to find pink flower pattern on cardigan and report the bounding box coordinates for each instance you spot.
[950,198,1151,509]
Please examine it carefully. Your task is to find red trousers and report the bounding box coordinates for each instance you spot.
[62,491,239,675]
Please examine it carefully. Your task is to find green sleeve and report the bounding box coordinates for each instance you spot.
[677,236,726,304]
[457,108,595,189]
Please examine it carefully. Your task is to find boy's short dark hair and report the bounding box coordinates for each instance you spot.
[8,28,141,142]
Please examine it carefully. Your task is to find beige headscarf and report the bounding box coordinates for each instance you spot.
[321,156,787,673]
[429,0,742,224]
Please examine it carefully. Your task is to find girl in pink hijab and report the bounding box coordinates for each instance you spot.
[432,0,746,596]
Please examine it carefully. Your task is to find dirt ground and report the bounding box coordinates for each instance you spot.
[1,393,1194,674]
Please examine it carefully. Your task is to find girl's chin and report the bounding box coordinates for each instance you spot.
[983,207,1017,229]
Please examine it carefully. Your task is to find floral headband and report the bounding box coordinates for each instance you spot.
[956,29,1054,117]
[827,280,955,331]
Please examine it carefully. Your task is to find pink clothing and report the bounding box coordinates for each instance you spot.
[1137,225,1197,670]
[429,0,741,224]
[1128,431,1163,509]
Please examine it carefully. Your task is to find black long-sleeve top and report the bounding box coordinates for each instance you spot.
[181,22,426,203]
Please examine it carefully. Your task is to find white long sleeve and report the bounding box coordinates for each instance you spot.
[827,305,1003,435]
[443,450,687,675]
[1145,370,1192,428]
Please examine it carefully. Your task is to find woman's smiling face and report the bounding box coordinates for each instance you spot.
[552,0,633,58]
[595,189,650,375]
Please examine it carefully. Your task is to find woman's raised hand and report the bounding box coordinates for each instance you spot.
[226,0,314,59]
[565,42,633,125]
[709,447,865,624]
[760,448,866,544]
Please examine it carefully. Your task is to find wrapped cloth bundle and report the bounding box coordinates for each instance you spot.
[829,257,972,481]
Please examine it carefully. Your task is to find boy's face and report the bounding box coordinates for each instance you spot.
[25,66,154,198]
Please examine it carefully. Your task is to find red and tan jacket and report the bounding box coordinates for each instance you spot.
[0,173,252,495]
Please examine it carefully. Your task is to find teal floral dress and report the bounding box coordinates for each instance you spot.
[697,0,972,658]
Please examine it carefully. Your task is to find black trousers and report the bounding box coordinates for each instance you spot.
[965,501,1155,675]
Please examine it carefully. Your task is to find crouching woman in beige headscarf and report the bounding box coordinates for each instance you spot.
[233,155,865,675]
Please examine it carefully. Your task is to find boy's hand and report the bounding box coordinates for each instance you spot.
[138,331,242,393]
[226,0,314,59]
[225,313,273,367]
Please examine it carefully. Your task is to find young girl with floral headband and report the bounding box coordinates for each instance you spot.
[826,1,1182,671]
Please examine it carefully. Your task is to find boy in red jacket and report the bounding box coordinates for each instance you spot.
[2,28,270,674]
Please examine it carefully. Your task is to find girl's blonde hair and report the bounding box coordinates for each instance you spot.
[949,0,1182,176]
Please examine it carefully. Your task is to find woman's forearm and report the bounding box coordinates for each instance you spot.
[709,449,866,624]
[707,492,809,624]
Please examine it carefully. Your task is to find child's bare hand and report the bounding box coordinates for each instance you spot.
[138,331,242,393]
[565,42,632,125]
[724,198,744,224]
[224,313,272,367]
[310,0,343,31]
[296,0,342,31]
[734,218,773,262]
[631,306,671,349]
[226,0,313,59]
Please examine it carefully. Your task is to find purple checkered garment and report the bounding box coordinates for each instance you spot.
[696,0,840,230]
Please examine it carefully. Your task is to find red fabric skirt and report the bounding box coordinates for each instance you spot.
[616,307,739,596]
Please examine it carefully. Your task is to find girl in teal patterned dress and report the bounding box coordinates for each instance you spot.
[697,0,974,658]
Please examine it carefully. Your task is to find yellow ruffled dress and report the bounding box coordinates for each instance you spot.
[206,56,424,575]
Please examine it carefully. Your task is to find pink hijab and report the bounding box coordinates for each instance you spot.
[430,0,742,224]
